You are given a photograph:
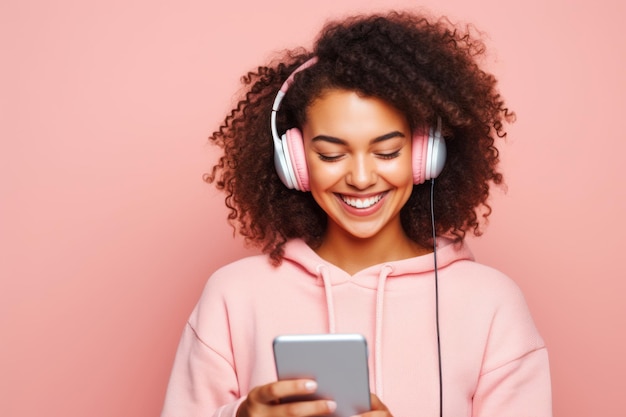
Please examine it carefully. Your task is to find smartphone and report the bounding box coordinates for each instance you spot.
[273,333,371,417]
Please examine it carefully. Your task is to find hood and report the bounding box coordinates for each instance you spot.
[282,237,474,286]
[281,237,474,400]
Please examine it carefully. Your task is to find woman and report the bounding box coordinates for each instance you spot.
[161,11,552,417]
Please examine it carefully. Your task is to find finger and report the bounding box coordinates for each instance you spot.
[369,393,389,412]
[274,398,337,417]
[254,379,318,405]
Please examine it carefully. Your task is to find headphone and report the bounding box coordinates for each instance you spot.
[270,57,447,191]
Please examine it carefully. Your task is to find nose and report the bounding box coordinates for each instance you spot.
[346,154,376,190]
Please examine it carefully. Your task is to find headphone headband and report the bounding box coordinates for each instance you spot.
[270,56,446,190]
[271,57,319,144]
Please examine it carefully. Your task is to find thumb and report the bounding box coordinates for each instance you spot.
[369,393,389,411]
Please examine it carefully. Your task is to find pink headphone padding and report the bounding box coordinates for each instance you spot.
[411,129,429,184]
[285,128,309,191]
[284,128,433,190]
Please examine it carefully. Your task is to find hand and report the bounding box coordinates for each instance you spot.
[351,393,394,417]
[237,379,337,417]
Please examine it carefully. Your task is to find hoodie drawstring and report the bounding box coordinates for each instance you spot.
[316,263,393,400]
[317,265,336,334]
[374,265,393,400]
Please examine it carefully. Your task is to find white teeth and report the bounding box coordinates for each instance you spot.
[341,194,383,209]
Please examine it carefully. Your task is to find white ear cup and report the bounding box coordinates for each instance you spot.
[273,135,296,189]
[425,119,446,180]
[412,118,447,184]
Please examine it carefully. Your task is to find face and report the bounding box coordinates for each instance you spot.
[302,89,414,242]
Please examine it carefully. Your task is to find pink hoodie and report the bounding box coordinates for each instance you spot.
[161,238,552,417]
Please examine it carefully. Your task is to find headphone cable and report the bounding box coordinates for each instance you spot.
[430,178,443,417]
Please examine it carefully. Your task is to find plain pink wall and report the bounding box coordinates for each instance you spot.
[1,0,624,416]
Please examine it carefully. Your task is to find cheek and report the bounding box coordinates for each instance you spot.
[380,157,414,184]
[306,162,336,209]
[306,159,343,189]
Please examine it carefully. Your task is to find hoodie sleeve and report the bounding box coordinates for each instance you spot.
[160,322,245,417]
[473,348,551,416]
[471,277,553,417]
[160,267,249,417]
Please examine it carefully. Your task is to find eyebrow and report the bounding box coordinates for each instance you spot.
[311,131,406,145]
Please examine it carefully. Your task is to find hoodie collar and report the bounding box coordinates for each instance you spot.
[282,237,474,288]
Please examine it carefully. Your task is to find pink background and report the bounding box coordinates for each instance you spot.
[1,0,624,416]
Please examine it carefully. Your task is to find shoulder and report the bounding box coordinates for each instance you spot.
[206,239,317,288]
[443,258,527,305]
[443,259,546,355]
[442,259,541,338]
[209,254,275,282]
[188,255,280,333]
[187,249,316,334]
[200,254,278,299]
[197,248,314,306]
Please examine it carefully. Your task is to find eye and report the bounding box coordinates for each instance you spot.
[375,150,401,160]
[317,153,344,162]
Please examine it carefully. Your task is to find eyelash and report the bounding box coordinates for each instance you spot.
[317,154,343,162]
[317,151,401,162]
[376,151,401,160]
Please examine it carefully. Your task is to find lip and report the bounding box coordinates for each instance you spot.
[335,191,388,216]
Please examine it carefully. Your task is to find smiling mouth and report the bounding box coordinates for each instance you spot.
[339,192,386,209]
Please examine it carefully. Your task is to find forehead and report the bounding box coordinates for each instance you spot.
[303,89,409,139]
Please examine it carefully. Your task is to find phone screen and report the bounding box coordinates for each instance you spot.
[273,334,371,417]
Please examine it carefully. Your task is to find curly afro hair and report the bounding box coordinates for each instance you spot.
[206,11,514,264]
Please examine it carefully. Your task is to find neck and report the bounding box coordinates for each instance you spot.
[314,222,431,275]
